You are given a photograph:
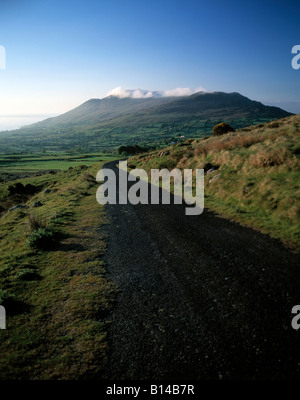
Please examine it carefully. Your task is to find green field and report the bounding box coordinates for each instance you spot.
[0,117,275,154]
[0,152,117,176]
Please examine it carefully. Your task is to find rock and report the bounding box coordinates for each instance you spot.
[206,168,216,174]
[44,188,51,194]
[33,201,43,207]
[209,174,220,183]
[9,204,28,212]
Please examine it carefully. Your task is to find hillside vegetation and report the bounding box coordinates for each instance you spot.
[0,162,117,378]
[129,114,300,250]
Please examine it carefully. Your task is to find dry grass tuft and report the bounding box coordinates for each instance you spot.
[249,148,294,168]
[28,213,47,231]
[194,131,271,157]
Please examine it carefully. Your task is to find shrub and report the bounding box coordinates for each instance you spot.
[118,145,148,155]
[17,268,40,281]
[27,228,56,250]
[0,289,14,304]
[213,122,235,136]
[8,182,40,195]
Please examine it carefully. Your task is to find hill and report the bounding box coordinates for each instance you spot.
[0,91,292,153]
[129,114,300,249]
[33,96,175,128]
[30,91,290,128]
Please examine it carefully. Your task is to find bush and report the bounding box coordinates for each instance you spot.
[8,182,40,195]
[213,122,235,136]
[17,268,40,281]
[0,289,14,304]
[27,228,56,250]
[118,145,148,155]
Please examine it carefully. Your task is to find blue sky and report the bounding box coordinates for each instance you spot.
[0,0,299,116]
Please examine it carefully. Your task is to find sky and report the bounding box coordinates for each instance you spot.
[0,0,300,123]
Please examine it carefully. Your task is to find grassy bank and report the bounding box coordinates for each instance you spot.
[129,114,300,250]
[0,161,117,379]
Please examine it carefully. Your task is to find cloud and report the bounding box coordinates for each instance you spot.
[106,86,207,99]
[106,87,160,99]
[162,87,207,97]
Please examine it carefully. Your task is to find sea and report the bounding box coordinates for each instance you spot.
[0,114,57,131]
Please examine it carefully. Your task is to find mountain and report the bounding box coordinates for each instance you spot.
[32,91,291,128]
[0,91,293,153]
[35,96,176,128]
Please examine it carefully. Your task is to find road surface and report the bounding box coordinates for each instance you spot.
[100,160,300,380]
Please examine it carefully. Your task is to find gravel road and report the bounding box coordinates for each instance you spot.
[100,160,300,380]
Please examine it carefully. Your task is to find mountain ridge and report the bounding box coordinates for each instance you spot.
[27,91,292,130]
[0,91,293,153]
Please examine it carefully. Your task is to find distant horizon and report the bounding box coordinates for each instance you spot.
[0,113,57,131]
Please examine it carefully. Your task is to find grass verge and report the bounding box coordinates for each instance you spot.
[129,115,300,250]
[0,162,117,379]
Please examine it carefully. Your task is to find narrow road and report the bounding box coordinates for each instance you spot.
[100,160,300,380]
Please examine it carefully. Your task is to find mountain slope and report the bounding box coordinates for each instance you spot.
[35,96,176,128]
[110,92,291,126]
[31,91,291,129]
[0,91,293,153]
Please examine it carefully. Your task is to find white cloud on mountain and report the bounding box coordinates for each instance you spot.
[106,87,158,98]
[106,86,207,99]
[163,87,207,97]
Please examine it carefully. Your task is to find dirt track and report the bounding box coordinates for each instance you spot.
[100,160,300,380]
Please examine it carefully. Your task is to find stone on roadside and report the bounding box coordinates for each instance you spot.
[209,174,220,183]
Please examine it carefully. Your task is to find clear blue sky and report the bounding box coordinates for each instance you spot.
[0,0,299,115]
